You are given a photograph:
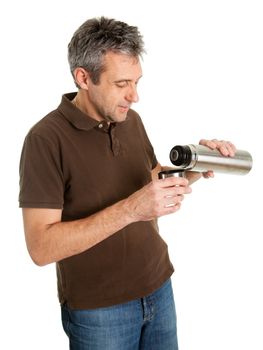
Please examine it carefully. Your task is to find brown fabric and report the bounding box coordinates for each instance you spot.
[19,93,174,309]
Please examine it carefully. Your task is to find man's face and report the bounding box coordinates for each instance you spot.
[86,52,143,123]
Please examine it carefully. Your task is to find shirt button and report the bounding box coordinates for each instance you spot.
[98,123,103,128]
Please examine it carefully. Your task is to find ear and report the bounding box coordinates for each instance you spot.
[73,68,91,90]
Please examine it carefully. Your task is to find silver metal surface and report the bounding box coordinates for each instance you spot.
[170,144,253,175]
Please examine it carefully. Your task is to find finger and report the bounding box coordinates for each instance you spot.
[199,139,217,149]
[217,142,229,156]
[164,194,184,206]
[164,186,191,197]
[202,171,214,178]
[215,140,236,157]
[164,202,182,213]
[224,141,236,156]
[204,139,234,157]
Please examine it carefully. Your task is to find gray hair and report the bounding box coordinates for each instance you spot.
[68,17,145,86]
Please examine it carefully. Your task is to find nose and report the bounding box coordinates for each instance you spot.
[126,85,139,103]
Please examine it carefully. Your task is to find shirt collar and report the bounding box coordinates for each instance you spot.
[58,92,130,132]
[58,92,100,131]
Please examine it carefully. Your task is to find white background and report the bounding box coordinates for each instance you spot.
[1,0,262,349]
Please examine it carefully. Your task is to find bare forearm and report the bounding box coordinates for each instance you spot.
[31,200,131,266]
[25,176,191,266]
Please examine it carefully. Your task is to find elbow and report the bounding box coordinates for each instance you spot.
[31,255,48,267]
[25,228,54,266]
[29,250,48,267]
[27,244,51,267]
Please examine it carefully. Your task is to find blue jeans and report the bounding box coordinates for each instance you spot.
[61,278,179,350]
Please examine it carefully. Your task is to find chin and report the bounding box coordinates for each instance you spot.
[117,114,128,122]
[109,113,127,123]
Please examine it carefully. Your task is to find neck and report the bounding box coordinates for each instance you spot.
[72,90,103,122]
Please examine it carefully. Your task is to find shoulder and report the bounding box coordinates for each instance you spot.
[28,108,62,134]
[26,108,65,145]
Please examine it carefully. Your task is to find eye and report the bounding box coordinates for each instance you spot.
[115,81,128,88]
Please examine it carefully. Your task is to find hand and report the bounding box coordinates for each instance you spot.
[125,177,192,222]
[199,138,236,178]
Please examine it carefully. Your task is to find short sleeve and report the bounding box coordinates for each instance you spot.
[19,132,64,209]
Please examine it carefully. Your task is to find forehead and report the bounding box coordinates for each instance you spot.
[102,51,142,79]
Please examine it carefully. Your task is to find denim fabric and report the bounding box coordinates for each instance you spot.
[61,278,178,350]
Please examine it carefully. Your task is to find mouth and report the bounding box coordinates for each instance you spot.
[118,105,130,113]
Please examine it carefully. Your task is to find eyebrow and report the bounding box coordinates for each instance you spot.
[113,75,143,83]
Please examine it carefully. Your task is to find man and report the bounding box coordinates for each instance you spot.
[19,17,236,349]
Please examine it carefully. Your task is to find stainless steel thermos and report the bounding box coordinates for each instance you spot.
[169,144,253,175]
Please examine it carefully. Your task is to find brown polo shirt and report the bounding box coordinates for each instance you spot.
[19,93,174,309]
